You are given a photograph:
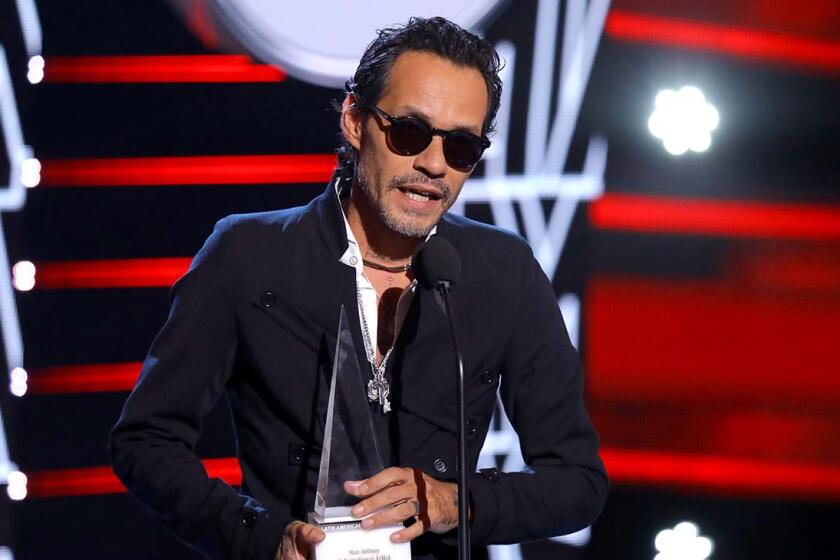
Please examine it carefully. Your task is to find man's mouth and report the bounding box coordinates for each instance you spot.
[397,185,443,203]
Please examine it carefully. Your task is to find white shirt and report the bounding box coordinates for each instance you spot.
[335,182,436,362]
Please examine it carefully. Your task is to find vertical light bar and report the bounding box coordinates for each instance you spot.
[516,0,561,252]
[525,0,559,174]
[534,0,610,275]
[0,405,17,484]
[0,47,27,368]
[14,0,42,57]
[0,47,29,210]
[544,0,611,172]
[0,48,27,486]
[485,41,519,233]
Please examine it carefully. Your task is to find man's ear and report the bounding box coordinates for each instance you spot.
[341,94,364,151]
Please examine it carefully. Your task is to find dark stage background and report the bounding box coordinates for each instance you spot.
[1,0,839,559]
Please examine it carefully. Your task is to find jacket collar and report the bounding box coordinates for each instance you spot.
[314,171,351,260]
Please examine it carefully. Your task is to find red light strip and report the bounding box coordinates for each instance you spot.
[605,9,840,72]
[586,276,840,407]
[40,154,336,187]
[27,458,240,498]
[25,451,840,500]
[601,449,840,500]
[735,247,840,292]
[589,193,840,240]
[44,55,286,83]
[27,362,142,394]
[35,257,190,289]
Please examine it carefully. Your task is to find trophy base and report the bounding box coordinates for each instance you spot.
[308,512,412,560]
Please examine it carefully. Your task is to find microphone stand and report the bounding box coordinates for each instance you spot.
[438,281,470,560]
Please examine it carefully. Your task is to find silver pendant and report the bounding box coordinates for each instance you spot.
[367,375,391,414]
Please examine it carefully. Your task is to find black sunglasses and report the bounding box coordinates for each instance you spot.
[363,104,490,171]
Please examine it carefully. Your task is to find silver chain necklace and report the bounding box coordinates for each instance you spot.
[356,284,394,414]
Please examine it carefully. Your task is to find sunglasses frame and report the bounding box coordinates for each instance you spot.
[362,103,491,170]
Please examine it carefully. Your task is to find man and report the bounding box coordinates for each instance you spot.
[109,16,607,560]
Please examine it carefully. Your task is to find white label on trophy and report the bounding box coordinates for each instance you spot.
[314,523,411,560]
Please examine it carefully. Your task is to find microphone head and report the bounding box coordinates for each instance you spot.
[412,236,462,289]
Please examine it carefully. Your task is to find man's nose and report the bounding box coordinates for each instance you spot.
[412,135,447,178]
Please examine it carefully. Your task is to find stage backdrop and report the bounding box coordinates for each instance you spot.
[0,0,838,559]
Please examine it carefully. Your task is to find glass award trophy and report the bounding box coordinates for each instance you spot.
[308,306,411,559]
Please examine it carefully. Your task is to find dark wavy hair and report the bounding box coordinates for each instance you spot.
[335,16,503,182]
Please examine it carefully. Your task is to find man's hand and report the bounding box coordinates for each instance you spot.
[275,520,325,560]
[344,467,459,543]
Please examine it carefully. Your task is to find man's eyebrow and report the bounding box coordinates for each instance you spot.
[396,105,482,135]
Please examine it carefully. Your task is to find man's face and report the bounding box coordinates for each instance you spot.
[350,51,489,238]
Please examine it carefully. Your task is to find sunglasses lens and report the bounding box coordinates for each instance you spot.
[443,133,484,170]
[388,118,432,155]
[376,107,487,169]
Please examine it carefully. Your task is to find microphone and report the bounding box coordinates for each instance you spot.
[412,237,470,560]
[413,235,461,289]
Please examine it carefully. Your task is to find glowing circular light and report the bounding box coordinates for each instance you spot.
[647,112,665,139]
[663,135,689,156]
[655,89,677,110]
[678,85,705,105]
[21,157,41,188]
[27,55,45,84]
[6,470,27,501]
[12,260,36,291]
[10,367,28,397]
[654,521,714,560]
[0,546,13,560]
[703,104,720,131]
[689,130,712,153]
[648,86,719,156]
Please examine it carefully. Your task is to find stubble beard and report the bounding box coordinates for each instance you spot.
[355,160,453,239]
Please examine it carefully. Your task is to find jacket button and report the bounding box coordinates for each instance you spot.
[466,419,477,436]
[288,444,306,465]
[241,510,258,528]
[480,369,494,384]
[260,291,275,308]
[433,458,447,474]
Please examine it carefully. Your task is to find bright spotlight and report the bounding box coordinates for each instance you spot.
[10,367,28,397]
[27,55,44,84]
[648,86,719,156]
[654,521,714,560]
[12,261,36,291]
[21,157,41,187]
[6,470,27,501]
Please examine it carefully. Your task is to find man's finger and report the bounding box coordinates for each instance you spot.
[346,467,411,497]
[300,524,325,544]
[389,518,427,544]
[351,484,414,517]
[359,500,419,530]
[344,480,364,495]
[283,521,324,559]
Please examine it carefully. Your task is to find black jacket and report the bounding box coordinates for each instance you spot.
[108,182,608,559]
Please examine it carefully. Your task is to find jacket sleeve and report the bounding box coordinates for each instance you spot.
[108,217,287,560]
[468,245,609,544]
